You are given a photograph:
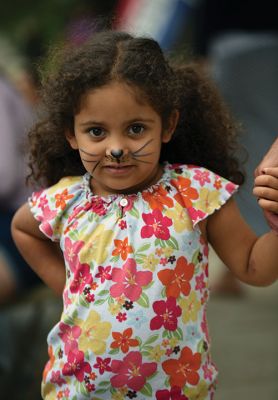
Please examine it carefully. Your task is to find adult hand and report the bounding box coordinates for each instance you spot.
[254,137,278,234]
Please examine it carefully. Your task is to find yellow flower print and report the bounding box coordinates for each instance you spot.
[108,302,122,315]
[77,310,112,355]
[47,177,81,194]
[42,383,56,400]
[162,246,174,258]
[194,188,221,214]
[79,224,114,264]
[169,337,179,348]
[179,292,201,323]
[183,379,209,399]
[143,254,159,271]
[148,345,165,361]
[165,202,193,233]
[112,391,125,400]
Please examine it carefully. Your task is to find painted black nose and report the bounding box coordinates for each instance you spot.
[111,149,124,159]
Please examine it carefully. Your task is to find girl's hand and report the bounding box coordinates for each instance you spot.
[253,167,278,234]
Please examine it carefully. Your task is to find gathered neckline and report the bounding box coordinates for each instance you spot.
[82,162,173,202]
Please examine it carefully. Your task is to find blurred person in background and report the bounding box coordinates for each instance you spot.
[0,37,41,304]
[192,0,278,294]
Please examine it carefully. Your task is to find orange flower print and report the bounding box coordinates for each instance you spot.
[55,189,74,210]
[142,185,174,211]
[162,346,201,387]
[43,345,55,382]
[171,176,198,208]
[158,256,195,298]
[111,328,139,353]
[112,237,133,260]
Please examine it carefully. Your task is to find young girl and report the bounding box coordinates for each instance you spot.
[12,31,278,400]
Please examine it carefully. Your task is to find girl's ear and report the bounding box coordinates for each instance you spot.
[65,130,78,150]
[162,110,180,143]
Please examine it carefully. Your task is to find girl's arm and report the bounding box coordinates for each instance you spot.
[11,203,66,294]
[204,198,278,287]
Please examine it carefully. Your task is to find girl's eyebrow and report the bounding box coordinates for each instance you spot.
[78,118,156,127]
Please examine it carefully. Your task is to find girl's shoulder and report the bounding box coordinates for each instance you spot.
[28,175,86,241]
[166,163,239,227]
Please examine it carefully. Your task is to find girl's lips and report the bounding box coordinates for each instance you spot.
[103,165,135,175]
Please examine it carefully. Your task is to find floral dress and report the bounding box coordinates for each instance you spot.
[29,163,238,400]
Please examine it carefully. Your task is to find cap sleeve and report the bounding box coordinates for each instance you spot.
[170,165,239,227]
[29,176,83,241]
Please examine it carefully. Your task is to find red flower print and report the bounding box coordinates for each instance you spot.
[112,237,133,260]
[88,197,107,216]
[213,179,222,190]
[158,256,194,298]
[93,356,112,375]
[43,345,55,382]
[110,351,157,391]
[62,349,91,382]
[50,370,66,386]
[95,265,112,283]
[58,322,81,355]
[116,312,127,322]
[141,209,172,240]
[55,189,74,210]
[69,263,92,293]
[156,386,188,400]
[64,237,85,272]
[162,346,201,387]
[118,220,127,230]
[110,259,152,301]
[142,186,174,211]
[150,297,181,331]
[171,176,198,208]
[193,169,211,186]
[111,328,139,353]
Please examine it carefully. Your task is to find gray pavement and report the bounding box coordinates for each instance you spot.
[208,281,278,400]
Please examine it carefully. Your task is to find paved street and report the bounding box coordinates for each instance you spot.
[208,255,278,400]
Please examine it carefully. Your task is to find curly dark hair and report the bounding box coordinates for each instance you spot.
[28,30,245,187]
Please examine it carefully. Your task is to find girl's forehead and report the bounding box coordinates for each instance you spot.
[78,81,158,115]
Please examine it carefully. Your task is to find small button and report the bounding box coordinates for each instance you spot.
[119,198,128,207]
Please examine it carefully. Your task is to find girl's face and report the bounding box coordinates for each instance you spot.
[67,82,176,196]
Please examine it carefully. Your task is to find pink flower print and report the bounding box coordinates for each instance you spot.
[50,370,66,386]
[156,386,188,400]
[38,194,48,209]
[63,289,72,308]
[69,263,92,293]
[110,259,152,301]
[201,313,210,343]
[110,351,157,391]
[62,349,91,382]
[95,265,112,283]
[225,182,237,194]
[38,206,57,237]
[58,322,81,355]
[93,357,112,375]
[202,361,214,381]
[141,209,172,240]
[195,273,206,292]
[187,207,206,225]
[193,169,211,186]
[87,198,107,216]
[118,220,127,230]
[150,297,182,331]
[64,237,85,272]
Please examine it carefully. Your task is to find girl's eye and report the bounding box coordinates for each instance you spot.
[129,124,145,135]
[88,127,104,137]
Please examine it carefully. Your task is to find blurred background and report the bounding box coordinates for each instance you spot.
[0,0,277,399]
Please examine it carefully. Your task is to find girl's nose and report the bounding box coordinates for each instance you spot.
[110,149,124,159]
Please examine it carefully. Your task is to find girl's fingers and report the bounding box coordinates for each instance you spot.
[253,186,278,202]
[257,198,278,214]
[254,174,278,189]
[262,167,278,178]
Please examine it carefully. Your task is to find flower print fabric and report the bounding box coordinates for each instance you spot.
[29,163,238,400]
